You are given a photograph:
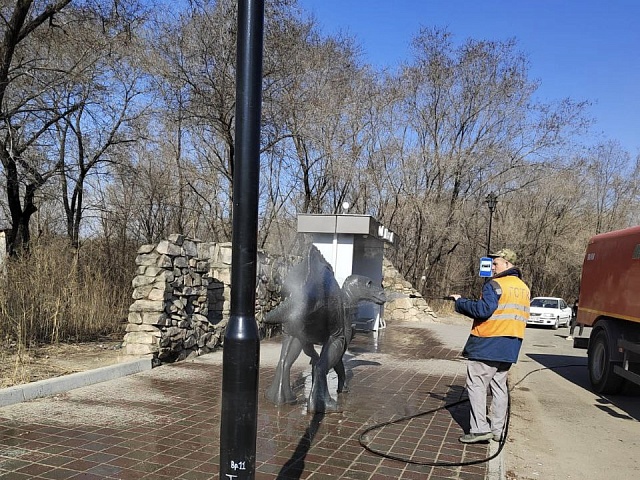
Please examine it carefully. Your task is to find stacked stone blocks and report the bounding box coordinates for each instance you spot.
[124,235,231,361]
[124,235,290,361]
[124,236,435,361]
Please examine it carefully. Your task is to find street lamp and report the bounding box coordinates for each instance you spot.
[485,192,498,256]
[219,1,263,478]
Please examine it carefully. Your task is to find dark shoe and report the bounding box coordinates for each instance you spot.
[459,432,492,443]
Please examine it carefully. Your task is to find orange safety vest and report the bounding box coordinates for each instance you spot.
[471,275,530,339]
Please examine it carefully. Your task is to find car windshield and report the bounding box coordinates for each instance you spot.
[531,298,559,309]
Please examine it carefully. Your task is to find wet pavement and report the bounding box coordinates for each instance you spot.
[0,320,500,479]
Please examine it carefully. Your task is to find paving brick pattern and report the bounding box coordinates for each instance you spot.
[0,322,493,479]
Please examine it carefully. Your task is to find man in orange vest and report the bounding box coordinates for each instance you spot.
[450,248,530,443]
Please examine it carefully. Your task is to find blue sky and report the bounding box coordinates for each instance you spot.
[298,0,640,155]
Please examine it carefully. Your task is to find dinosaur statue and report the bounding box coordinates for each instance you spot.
[264,245,386,413]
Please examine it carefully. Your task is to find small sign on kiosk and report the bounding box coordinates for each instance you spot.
[479,257,493,278]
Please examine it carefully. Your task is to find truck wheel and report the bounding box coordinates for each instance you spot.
[588,329,624,394]
[552,317,559,330]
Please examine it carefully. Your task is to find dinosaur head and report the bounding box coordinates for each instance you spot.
[341,274,387,305]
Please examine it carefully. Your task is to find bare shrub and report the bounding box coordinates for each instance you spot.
[0,238,134,347]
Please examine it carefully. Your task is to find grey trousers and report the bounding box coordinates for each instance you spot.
[466,360,511,435]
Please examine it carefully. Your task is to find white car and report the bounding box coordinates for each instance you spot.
[527,297,572,329]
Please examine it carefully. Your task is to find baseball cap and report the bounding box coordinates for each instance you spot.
[489,248,517,264]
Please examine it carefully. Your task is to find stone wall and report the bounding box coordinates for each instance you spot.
[123,235,290,362]
[382,258,437,321]
[124,236,434,361]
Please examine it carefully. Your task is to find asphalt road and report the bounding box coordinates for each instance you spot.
[504,325,640,480]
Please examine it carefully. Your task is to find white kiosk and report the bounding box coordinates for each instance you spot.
[297,214,395,331]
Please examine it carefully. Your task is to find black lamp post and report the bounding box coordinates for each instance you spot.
[219,1,264,479]
[485,192,498,256]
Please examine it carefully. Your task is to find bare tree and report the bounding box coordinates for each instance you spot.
[580,140,640,234]
[57,44,149,247]
[265,20,374,215]
[379,28,588,296]
[0,0,147,253]
[149,0,238,215]
[0,0,75,254]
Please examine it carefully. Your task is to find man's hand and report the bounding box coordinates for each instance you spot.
[448,294,460,301]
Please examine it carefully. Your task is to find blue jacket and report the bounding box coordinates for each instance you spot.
[455,268,525,363]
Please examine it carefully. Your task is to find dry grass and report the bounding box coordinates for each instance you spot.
[0,237,134,386]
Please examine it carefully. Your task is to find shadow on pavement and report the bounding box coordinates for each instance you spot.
[526,352,640,422]
[278,412,325,480]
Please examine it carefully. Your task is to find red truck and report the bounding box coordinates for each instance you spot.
[575,225,640,394]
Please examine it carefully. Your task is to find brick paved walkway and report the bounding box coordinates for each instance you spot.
[0,321,497,479]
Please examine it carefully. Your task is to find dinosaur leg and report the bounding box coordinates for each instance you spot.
[301,342,321,380]
[335,358,348,393]
[302,343,319,366]
[303,340,347,393]
[304,343,349,394]
[335,325,355,393]
[265,334,303,405]
[308,336,345,413]
[303,343,338,394]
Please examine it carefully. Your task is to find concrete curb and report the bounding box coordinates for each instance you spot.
[0,357,153,408]
[488,440,505,480]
